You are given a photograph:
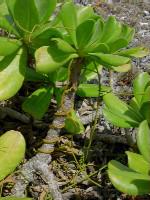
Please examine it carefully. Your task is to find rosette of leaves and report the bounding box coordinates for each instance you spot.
[35,1,148,76]
[0,0,59,101]
[103,72,150,128]
[28,0,148,121]
[108,120,150,196]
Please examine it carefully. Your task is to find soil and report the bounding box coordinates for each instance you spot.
[0,1,150,200]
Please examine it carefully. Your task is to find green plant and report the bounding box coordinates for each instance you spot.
[104,72,150,196]
[103,72,150,128]
[22,1,148,134]
[0,0,58,101]
[0,130,25,181]
[108,120,150,196]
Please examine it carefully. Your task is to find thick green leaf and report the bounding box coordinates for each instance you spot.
[6,0,39,32]
[65,110,85,134]
[100,16,122,44]
[140,86,150,123]
[22,87,53,120]
[117,47,149,58]
[0,37,22,56]
[76,19,94,50]
[25,67,49,82]
[0,15,19,36]
[0,0,8,15]
[0,48,26,100]
[54,87,64,106]
[0,130,25,181]
[51,38,76,53]
[129,97,140,111]
[126,151,150,175]
[86,43,109,54]
[84,19,104,52]
[137,120,150,163]
[31,27,62,48]
[108,160,150,195]
[77,84,111,97]
[133,72,150,106]
[103,107,139,128]
[111,63,131,72]
[77,5,95,25]
[120,24,135,43]
[103,93,143,127]
[109,38,128,53]
[90,53,130,66]
[34,0,56,23]
[60,1,77,46]
[35,45,78,74]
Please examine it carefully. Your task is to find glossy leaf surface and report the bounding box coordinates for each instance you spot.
[6,0,56,32]
[6,0,39,32]
[22,87,53,120]
[65,110,85,134]
[90,53,130,66]
[133,72,150,106]
[77,5,95,25]
[140,86,150,123]
[0,48,26,100]
[117,47,149,58]
[0,15,19,37]
[99,16,122,44]
[108,160,150,195]
[76,19,94,49]
[103,93,143,125]
[77,84,111,97]
[126,151,150,175]
[0,37,22,56]
[0,130,25,181]
[60,1,77,46]
[35,45,78,74]
[103,107,139,128]
[137,120,150,163]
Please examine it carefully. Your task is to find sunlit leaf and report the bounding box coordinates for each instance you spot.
[60,1,77,46]
[117,47,149,58]
[0,37,22,56]
[137,120,150,163]
[35,45,78,74]
[108,160,150,195]
[90,53,130,66]
[76,19,94,49]
[0,130,25,181]
[133,72,150,106]
[126,151,150,175]
[77,5,95,25]
[100,16,122,44]
[0,48,26,100]
[77,84,111,97]
[6,0,39,32]
[65,109,85,134]
[103,93,143,127]
[111,63,131,72]
[0,15,19,36]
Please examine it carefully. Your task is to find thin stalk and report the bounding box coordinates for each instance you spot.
[84,62,102,161]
